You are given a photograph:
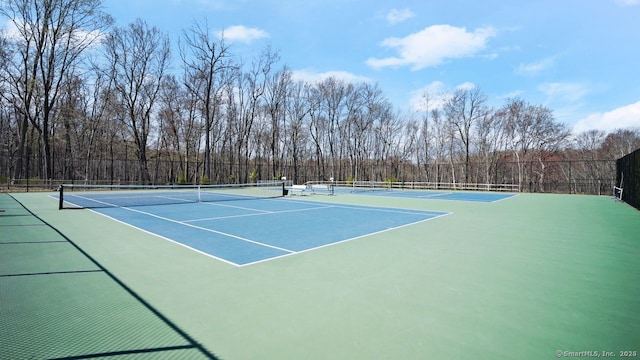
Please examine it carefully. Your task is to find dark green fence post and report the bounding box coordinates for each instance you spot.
[58,185,64,210]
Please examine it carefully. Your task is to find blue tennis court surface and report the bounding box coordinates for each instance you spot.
[93,198,449,266]
[335,187,517,202]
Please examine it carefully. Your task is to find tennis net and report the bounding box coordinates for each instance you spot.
[58,182,285,209]
[348,181,392,193]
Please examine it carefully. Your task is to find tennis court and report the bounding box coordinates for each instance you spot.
[55,183,449,266]
[89,199,448,266]
[335,186,517,202]
[2,188,640,359]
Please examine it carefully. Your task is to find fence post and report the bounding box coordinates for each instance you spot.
[58,185,64,210]
[569,160,572,194]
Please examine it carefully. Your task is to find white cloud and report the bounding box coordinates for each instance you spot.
[482,52,499,60]
[291,69,372,84]
[386,8,415,25]
[216,25,269,43]
[1,19,21,40]
[538,82,590,103]
[498,90,525,100]
[2,19,105,48]
[615,0,640,6]
[516,56,556,76]
[410,81,448,112]
[366,25,497,70]
[195,0,229,9]
[572,101,640,133]
[410,81,477,112]
[456,82,476,91]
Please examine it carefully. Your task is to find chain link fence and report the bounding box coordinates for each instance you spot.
[1,153,617,195]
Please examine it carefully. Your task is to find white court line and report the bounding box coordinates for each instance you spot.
[329,204,447,217]
[238,211,453,267]
[415,191,454,198]
[420,192,519,203]
[184,205,335,222]
[88,209,242,267]
[103,206,294,254]
[347,188,518,203]
[489,193,519,203]
[62,194,122,208]
[199,200,274,213]
[71,196,452,267]
[283,197,446,217]
[63,193,196,207]
[385,191,455,199]
[154,195,199,203]
[368,190,454,199]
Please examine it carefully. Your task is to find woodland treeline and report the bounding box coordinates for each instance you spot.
[1,0,639,193]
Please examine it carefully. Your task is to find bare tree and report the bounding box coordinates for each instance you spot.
[342,83,366,181]
[503,98,569,190]
[416,91,448,182]
[475,108,508,185]
[56,72,84,180]
[443,87,488,183]
[574,130,606,159]
[531,105,570,190]
[103,18,170,183]
[307,84,328,180]
[416,93,433,180]
[399,115,420,180]
[502,98,533,187]
[359,83,392,181]
[0,33,16,180]
[317,77,352,179]
[284,80,313,183]
[80,68,114,181]
[0,29,35,181]
[1,4,631,194]
[601,128,640,159]
[570,129,609,193]
[180,19,233,182]
[234,47,278,183]
[0,0,112,180]
[264,65,291,179]
[372,102,399,181]
[158,75,187,182]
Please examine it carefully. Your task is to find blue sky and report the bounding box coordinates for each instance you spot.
[102,0,639,133]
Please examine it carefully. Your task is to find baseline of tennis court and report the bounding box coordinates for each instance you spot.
[90,198,449,266]
[335,186,516,202]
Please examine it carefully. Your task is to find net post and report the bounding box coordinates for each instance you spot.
[280,177,287,197]
[197,185,201,202]
[58,185,64,210]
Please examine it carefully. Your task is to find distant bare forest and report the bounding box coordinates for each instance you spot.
[1,0,639,193]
